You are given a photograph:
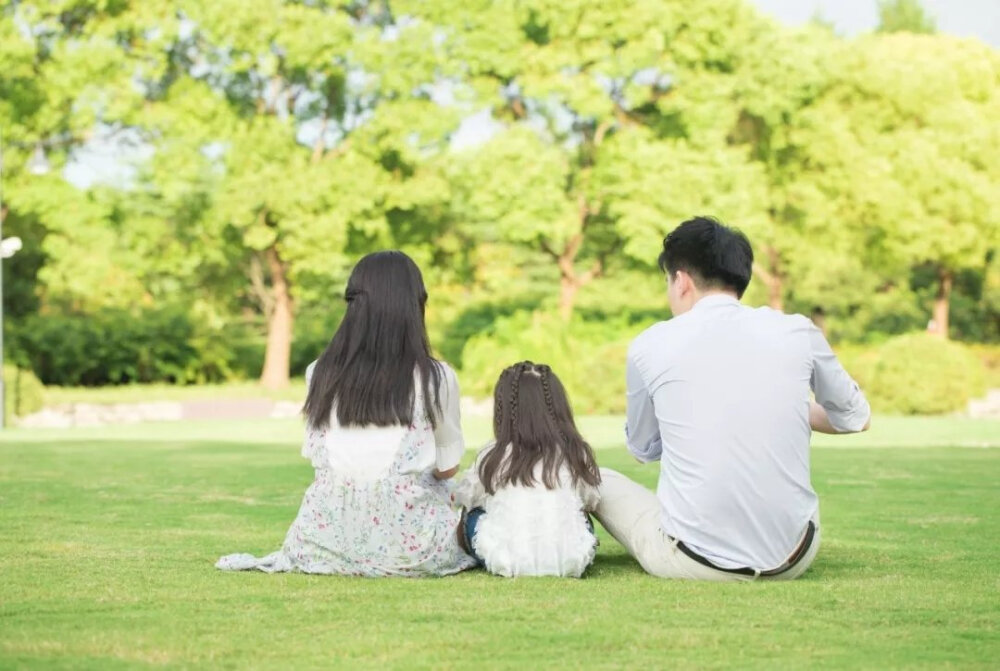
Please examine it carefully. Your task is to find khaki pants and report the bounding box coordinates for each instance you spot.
[594,468,820,581]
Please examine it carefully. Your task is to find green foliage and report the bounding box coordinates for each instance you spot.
[460,311,634,415]
[845,333,986,415]
[1,0,998,397]
[967,343,1000,389]
[288,307,346,375]
[2,364,44,419]
[13,308,229,386]
[877,0,937,34]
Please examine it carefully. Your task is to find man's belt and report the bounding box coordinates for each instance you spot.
[675,521,817,578]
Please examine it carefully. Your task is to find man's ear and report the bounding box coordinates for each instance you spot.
[674,269,692,295]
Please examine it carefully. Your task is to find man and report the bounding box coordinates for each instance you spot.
[595,217,871,581]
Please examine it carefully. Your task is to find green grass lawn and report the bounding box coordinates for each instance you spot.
[1,417,998,669]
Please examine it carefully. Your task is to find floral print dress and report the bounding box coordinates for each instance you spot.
[217,363,476,577]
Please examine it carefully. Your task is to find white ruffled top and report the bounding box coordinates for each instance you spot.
[455,442,601,578]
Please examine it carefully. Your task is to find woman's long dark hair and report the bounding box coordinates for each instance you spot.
[479,361,601,495]
[303,250,442,430]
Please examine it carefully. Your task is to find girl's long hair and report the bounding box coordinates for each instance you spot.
[303,250,442,430]
[478,361,601,495]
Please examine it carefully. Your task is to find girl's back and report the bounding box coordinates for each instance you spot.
[456,362,602,578]
[457,442,599,577]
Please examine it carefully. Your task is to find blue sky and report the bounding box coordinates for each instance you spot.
[751,0,1000,46]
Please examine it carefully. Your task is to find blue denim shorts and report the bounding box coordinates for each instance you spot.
[463,507,488,564]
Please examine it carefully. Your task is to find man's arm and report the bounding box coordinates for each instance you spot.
[625,351,662,462]
[810,401,870,434]
[808,322,871,434]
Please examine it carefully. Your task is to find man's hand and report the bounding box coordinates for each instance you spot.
[810,401,871,434]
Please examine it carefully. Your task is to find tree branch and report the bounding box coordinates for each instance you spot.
[248,252,275,318]
[311,113,328,163]
[509,97,527,119]
[539,238,561,261]
[594,119,612,147]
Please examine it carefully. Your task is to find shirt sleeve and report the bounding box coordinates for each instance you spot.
[625,347,662,462]
[432,362,466,471]
[301,360,324,466]
[454,443,491,509]
[809,322,871,433]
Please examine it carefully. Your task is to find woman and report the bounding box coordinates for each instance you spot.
[217,251,476,577]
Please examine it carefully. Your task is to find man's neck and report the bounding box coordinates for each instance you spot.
[692,290,739,305]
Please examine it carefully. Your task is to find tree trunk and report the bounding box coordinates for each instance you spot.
[765,276,783,311]
[753,246,784,311]
[260,244,294,389]
[545,198,611,321]
[765,246,784,311]
[811,308,828,336]
[930,267,952,339]
[558,275,580,321]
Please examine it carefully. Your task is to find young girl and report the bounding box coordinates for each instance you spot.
[217,251,476,577]
[455,361,602,578]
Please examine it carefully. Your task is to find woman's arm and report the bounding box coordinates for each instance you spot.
[454,446,491,508]
[431,363,466,476]
[433,465,459,480]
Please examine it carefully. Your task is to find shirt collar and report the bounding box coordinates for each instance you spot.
[691,293,741,312]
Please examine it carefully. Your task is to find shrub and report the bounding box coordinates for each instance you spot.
[847,333,986,415]
[3,364,44,419]
[10,305,347,387]
[966,343,1000,389]
[458,311,635,415]
[13,309,204,385]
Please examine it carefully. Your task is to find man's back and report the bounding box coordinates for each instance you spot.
[602,215,870,580]
[627,295,867,569]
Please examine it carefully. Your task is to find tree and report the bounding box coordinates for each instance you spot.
[790,33,1000,338]
[877,0,936,35]
[1,1,178,313]
[130,1,461,388]
[443,0,783,319]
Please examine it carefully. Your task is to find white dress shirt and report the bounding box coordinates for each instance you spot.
[626,294,870,570]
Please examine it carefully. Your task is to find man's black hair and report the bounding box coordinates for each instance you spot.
[658,216,754,298]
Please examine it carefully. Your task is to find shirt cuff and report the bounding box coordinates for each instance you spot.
[826,402,872,433]
[627,437,662,463]
[436,442,465,472]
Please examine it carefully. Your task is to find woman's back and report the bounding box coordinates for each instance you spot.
[302,361,463,478]
[216,251,474,577]
[219,360,474,577]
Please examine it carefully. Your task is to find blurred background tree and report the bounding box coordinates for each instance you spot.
[2,0,997,414]
[877,0,937,34]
